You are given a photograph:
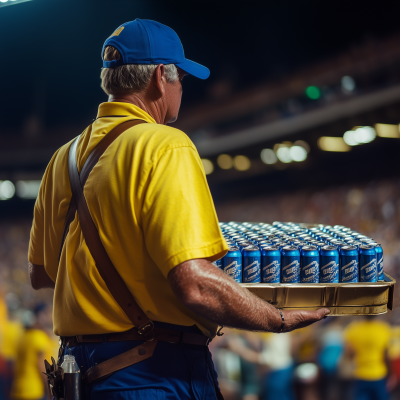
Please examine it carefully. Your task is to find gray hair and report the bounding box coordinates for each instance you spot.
[101,46,179,95]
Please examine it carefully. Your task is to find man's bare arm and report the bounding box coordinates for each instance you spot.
[29,263,55,290]
[168,259,330,333]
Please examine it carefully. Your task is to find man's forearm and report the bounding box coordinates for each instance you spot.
[169,259,282,332]
[169,259,329,333]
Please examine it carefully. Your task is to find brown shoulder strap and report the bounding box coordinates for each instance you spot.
[64,119,153,334]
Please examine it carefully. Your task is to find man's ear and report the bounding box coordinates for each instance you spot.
[152,64,166,97]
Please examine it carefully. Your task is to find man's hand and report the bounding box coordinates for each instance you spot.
[281,309,330,332]
[29,263,55,290]
[168,259,330,333]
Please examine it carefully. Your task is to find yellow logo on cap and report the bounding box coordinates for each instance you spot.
[110,27,124,37]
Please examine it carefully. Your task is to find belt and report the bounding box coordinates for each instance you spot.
[61,326,209,348]
[60,327,210,385]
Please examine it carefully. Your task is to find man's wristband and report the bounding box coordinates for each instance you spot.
[278,309,285,333]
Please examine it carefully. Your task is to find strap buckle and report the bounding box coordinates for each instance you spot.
[138,321,154,339]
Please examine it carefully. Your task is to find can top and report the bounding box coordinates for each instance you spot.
[228,246,240,251]
[301,245,318,251]
[321,245,338,251]
[359,244,375,250]
[341,245,357,251]
[282,245,299,251]
[243,245,260,252]
[262,245,280,251]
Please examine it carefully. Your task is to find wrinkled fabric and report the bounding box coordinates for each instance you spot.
[64,323,220,400]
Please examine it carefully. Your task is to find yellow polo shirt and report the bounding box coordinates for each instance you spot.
[344,319,391,380]
[28,102,228,337]
[11,329,53,400]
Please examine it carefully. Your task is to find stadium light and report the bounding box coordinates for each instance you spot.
[260,149,277,165]
[341,76,356,92]
[201,159,214,175]
[318,137,351,152]
[0,181,15,200]
[375,123,400,138]
[16,180,41,199]
[289,146,307,162]
[276,147,292,163]
[217,154,233,169]
[343,126,376,146]
[233,155,251,171]
[0,0,32,8]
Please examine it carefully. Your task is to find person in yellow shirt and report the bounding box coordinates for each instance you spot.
[344,316,395,400]
[28,19,329,400]
[11,303,53,400]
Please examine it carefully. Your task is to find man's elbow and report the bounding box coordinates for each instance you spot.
[168,262,205,308]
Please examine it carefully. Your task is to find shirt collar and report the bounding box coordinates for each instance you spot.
[97,102,157,124]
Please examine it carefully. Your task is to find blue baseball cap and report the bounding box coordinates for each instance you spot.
[102,19,210,80]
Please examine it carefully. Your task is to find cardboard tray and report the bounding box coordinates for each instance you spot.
[241,272,396,316]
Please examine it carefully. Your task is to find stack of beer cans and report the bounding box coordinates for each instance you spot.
[216,222,384,284]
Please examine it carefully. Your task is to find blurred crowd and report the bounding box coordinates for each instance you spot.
[0,178,399,399]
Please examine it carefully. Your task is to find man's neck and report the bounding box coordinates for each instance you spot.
[108,93,166,124]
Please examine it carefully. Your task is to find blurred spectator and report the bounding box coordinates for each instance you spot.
[260,332,295,400]
[316,318,344,400]
[10,304,54,400]
[0,298,23,400]
[225,331,262,400]
[344,316,396,400]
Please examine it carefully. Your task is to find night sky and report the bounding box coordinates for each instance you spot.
[1,0,400,131]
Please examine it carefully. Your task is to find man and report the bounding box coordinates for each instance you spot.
[28,19,329,399]
[344,316,396,400]
[10,304,53,400]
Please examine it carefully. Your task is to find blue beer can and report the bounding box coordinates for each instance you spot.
[242,246,261,283]
[300,246,319,283]
[373,244,384,281]
[281,246,300,283]
[212,259,223,269]
[339,245,359,283]
[320,245,339,283]
[359,245,377,282]
[222,246,243,283]
[261,246,281,283]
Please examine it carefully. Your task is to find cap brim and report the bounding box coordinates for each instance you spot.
[176,58,210,80]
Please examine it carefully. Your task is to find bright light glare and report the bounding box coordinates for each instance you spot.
[354,126,376,143]
[318,137,351,152]
[341,76,355,92]
[260,149,277,164]
[217,154,233,169]
[233,155,251,171]
[375,123,400,138]
[293,140,310,153]
[343,131,358,146]
[276,147,292,163]
[0,181,15,200]
[290,146,307,162]
[0,0,32,7]
[201,159,214,175]
[344,126,376,146]
[16,180,41,199]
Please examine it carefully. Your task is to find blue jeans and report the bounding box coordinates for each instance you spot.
[353,379,388,400]
[66,322,220,400]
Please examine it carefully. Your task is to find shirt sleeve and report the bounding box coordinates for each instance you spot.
[141,146,228,278]
[28,184,46,266]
